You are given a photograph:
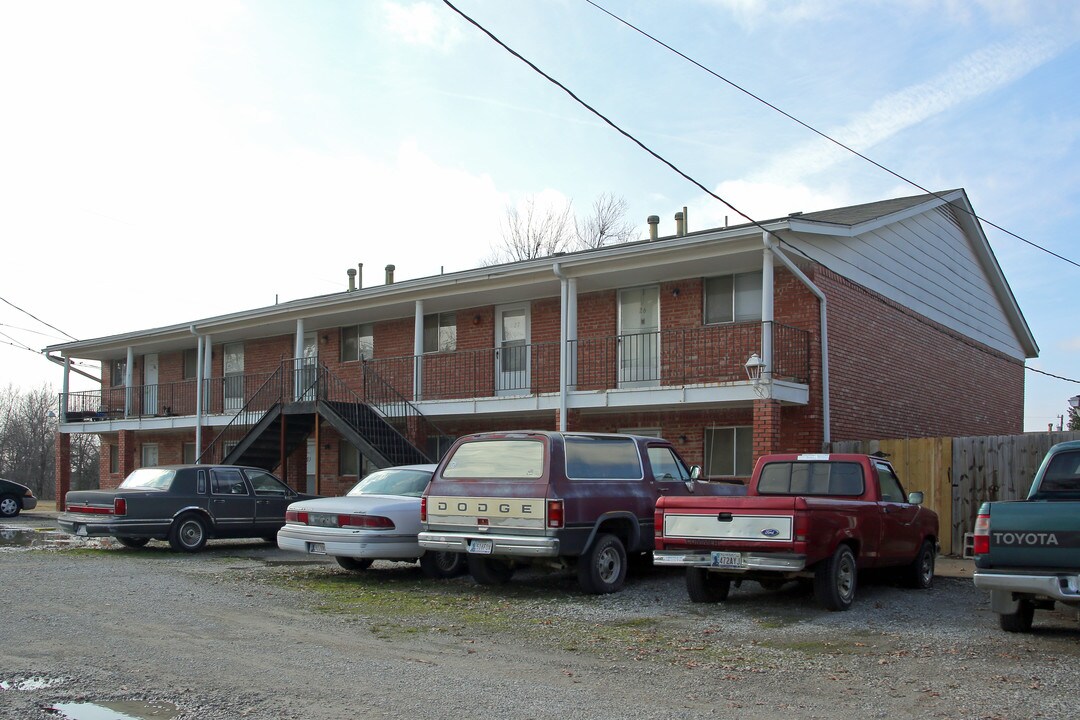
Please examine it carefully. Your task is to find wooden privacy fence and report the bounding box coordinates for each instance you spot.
[829,431,1080,556]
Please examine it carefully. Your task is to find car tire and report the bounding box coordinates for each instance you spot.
[0,494,20,518]
[686,567,731,603]
[419,551,466,579]
[577,533,627,594]
[467,555,515,585]
[335,556,374,571]
[999,599,1035,633]
[814,544,857,611]
[114,536,150,548]
[904,539,936,589]
[168,514,208,553]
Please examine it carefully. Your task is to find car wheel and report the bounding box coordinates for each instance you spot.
[168,514,208,553]
[686,567,731,603]
[999,599,1035,633]
[419,551,466,579]
[114,536,150,549]
[577,533,627,594]
[0,494,20,518]
[814,544,857,611]
[904,539,936,589]
[467,555,515,585]
[335,556,374,571]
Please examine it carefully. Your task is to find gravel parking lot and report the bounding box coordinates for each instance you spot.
[2,510,1078,720]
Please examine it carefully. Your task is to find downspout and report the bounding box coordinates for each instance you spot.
[124,346,134,418]
[553,262,568,432]
[190,326,203,461]
[765,234,831,445]
[413,300,424,402]
[61,357,70,423]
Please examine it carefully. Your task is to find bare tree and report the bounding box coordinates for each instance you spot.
[487,195,575,264]
[0,384,57,499]
[574,192,636,249]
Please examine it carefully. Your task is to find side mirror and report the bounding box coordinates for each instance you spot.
[689,465,702,480]
[907,491,924,505]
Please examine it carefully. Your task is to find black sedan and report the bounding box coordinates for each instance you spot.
[0,478,38,518]
[57,465,316,552]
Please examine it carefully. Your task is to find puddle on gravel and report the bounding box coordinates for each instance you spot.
[51,700,180,720]
[0,526,85,550]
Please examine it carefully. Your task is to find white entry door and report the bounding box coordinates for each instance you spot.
[142,353,159,415]
[224,342,245,411]
[299,331,318,401]
[618,286,660,388]
[306,438,317,495]
[495,304,530,396]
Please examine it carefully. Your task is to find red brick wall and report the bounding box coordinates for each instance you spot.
[813,264,1024,440]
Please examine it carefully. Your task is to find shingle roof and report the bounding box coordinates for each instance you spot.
[792,190,961,227]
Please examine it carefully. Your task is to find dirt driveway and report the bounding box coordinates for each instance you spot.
[1,511,1078,720]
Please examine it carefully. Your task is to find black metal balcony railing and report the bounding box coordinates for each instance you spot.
[59,322,811,420]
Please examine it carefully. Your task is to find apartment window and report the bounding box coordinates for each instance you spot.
[109,445,119,474]
[339,445,370,477]
[340,323,374,362]
[141,443,159,468]
[423,312,457,353]
[110,359,126,386]
[183,349,198,380]
[183,442,197,465]
[426,435,457,462]
[705,271,762,324]
[704,426,753,477]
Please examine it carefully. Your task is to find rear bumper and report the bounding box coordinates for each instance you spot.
[277,525,420,560]
[418,531,558,558]
[57,515,170,539]
[22,497,37,511]
[974,569,1080,605]
[654,550,807,572]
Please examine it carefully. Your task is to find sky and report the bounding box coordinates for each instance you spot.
[1,0,1078,431]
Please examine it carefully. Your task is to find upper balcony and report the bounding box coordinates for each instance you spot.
[58,321,811,428]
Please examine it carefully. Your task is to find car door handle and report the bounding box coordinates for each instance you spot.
[256,500,270,505]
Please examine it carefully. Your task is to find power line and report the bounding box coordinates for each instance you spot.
[0,295,78,341]
[1027,366,1080,384]
[442,0,1080,389]
[583,0,1080,271]
[0,322,72,341]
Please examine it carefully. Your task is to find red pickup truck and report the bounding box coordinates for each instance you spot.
[653,453,939,611]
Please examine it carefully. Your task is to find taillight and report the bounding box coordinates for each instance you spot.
[793,511,809,543]
[973,513,990,555]
[420,496,427,523]
[546,499,564,529]
[24,488,35,499]
[286,510,308,524]
[654,508,663,538]
[113,498,127,516]
[339,514,394,529]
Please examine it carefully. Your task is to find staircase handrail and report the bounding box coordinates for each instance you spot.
[197,361,287,464]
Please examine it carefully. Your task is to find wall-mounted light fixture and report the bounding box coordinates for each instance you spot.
[671,287,680,297]
[678,434,688,444]
[744,353,764,385]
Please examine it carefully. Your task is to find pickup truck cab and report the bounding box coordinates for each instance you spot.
[654,453,939,610]
[418,430,737,594]
[973,440,1080,632]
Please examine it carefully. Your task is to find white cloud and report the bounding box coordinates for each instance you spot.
[382,1,462,51]
[756,25,1078,185]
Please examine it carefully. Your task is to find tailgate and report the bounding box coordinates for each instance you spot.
[662,496,798,543]
[426,493,547,532]
[986,501,1080,569]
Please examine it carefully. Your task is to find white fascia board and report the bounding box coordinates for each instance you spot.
[786,190,964,238]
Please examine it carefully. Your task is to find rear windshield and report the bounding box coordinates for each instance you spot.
[565,436,642,480]
[119,468,175,490]
[1032,450,1080,497]
[443,440,545,479]
[348,468,433,497]
[757,461,864,496]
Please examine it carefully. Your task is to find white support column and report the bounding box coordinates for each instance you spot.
[294,318,305,401]
[194,333,204,460]
[61,357,70,422]
[413,300,425,402]
[124,346,134,418]
[203,334,213,413]
[567,277,578,389]
[761,235,775,388]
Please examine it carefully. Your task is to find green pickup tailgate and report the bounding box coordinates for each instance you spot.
[985,500,1080,569]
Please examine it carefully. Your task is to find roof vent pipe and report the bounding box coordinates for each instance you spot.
[647,215,659,241]
[385,264,395,285]
[683,206,688,234]
[347,268,357,291]
[357,263,363,289]
[674,211,684,237]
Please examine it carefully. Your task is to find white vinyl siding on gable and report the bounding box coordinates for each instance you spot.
[785,201,1026,359]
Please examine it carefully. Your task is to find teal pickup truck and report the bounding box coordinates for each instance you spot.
[972,440,1080,632]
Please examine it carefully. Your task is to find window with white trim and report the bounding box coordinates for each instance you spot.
[340,323,374,362]
[703,426,753,477]
[704,272,762,324]
[140,443,159,468]
[423,312,457,353]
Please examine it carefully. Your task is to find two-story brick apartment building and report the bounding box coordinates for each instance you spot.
[48,189,1037,503]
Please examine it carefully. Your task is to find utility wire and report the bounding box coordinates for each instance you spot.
[0,322,72,341]
[0,295,78,341]
[584,0,1080,270]
[442,1,1080,388]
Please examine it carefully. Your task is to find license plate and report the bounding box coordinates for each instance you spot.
[309,513,337,528]
[307,542,326,555]
[710,551,742,568]
[75,525,87,537]
[468,539,493,555]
